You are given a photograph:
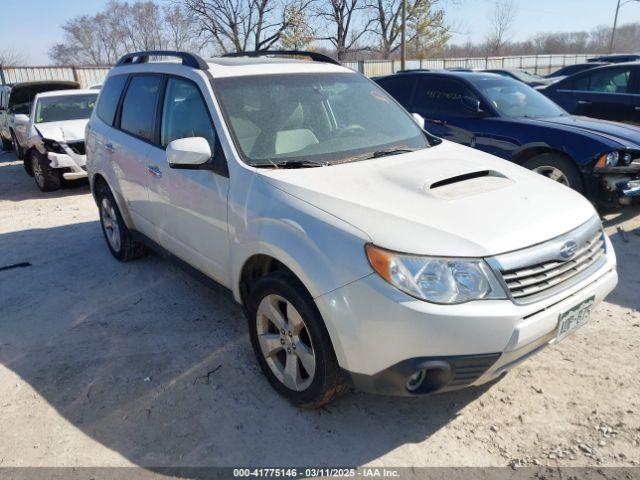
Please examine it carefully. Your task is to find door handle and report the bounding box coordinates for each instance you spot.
[577,100,591,105]
[104,143,115,153]
[147,165,162,177]
[634,106,640,111]
[426,118,447,125]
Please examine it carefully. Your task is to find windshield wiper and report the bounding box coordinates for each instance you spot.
[250,159,328,169]
[369,148,417,159]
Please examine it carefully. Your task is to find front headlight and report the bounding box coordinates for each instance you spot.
[366,244,507,304]
[595,150,640,168]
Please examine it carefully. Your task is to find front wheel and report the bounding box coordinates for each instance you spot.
[247,271,346,409]
[31,151,62,192]
[522,153,583,193]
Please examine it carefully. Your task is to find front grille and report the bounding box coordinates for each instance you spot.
[491,216,607,304]
[67,141,86,155]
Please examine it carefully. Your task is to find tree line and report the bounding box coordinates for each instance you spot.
[40,0,640,66]
[48,0,450,64]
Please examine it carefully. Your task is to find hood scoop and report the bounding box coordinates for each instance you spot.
[427,170,514,200]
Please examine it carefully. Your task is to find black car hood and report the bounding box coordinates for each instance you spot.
[524,115,640,149]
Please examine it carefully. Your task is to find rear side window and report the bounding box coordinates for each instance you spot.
[120,75,162,142]
[161,77,216,152]
[96,75,127,125]
[377,76,415,107]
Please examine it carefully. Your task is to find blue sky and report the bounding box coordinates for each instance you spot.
[1,0,639,64]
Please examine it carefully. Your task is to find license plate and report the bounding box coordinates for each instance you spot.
[556,296,595,342]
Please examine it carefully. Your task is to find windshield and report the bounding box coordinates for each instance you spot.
[473,77,566,118]
[214,73,430,166]
[35,94,97,123]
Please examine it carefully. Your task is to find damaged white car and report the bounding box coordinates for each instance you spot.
[22,89,98,191]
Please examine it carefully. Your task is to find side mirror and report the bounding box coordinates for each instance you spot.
[411,112,426,129]
[166,137,212,169]
[461,96,485,115]
[13,113,30,125]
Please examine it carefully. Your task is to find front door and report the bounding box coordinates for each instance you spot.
[145,76,230,284]
[410,76,480,146]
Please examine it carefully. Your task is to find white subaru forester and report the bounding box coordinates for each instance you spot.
[86,51,618,408]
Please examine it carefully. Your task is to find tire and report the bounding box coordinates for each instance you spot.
[2,136,11,151]
[247,271,346,409]
[96,184,147,261]
[11,131,25,160]
[30,151,62,192]
[522,153,583,193]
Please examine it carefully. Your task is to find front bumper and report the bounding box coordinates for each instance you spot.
[315,242,617,396]
[47,151,87,180]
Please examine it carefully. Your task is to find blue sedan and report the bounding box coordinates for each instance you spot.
[375,70,640,204]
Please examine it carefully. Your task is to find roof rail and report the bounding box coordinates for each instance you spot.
[222,50,341,66]
[115,51,209,70]
[397,68,430,73]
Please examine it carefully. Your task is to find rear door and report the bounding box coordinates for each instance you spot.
[112,74,163,237]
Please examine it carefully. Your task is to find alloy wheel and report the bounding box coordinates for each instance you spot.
[101,197,121,252]
[32,157,45,188]
[256,294,316,391]
[533,165,570,186]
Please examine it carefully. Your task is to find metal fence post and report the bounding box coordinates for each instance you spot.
[71,66,80,84]
[0,65,5,85]
[358,60,365,74]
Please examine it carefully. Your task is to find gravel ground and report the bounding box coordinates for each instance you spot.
[0,149,639,470]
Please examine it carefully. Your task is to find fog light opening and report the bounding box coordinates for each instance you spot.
[406,369,427,392]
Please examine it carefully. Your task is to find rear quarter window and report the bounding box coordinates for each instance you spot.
[96,75,128,126]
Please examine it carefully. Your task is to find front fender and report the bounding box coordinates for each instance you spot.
[229,175,373,303]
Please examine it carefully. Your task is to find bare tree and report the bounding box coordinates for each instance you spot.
[49,1,204,65]
[0,47,26,67]
[316,0,373,60]
[485,0,517,56]
[368,0,448,59]
[181,0,310,53]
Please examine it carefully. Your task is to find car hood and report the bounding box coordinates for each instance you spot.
[34,119,88,142]
[524,115,640,148]
[259,141,597,257]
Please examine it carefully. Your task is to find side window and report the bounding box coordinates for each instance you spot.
[161,77,216,153]
[120,75,162,142]
[413,77,480,117]
[587,68,631,93]
[377,77,415,107]
[96,75,128,125]
[568,73,590,91]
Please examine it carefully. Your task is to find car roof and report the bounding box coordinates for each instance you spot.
[110,55,352,79]
[36,89,98,98]
[378,70,505,82]
[206,56,351,78]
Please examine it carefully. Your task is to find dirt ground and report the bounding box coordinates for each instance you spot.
[1,148,639,470]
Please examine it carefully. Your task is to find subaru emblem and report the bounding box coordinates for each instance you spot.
[560,241,578,259]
